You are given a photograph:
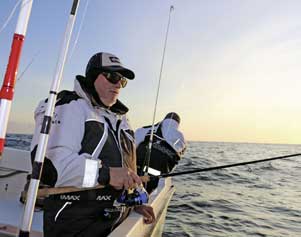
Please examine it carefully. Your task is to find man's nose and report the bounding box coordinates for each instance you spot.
[115,80,122,88]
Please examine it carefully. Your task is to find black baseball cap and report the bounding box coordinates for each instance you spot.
[85,52,135,79]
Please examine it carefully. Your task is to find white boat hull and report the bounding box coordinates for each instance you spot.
[0,147,174,237]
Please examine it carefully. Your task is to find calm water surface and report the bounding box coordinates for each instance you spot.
[163,141,301,237]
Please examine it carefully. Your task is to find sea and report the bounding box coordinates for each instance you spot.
[5,134,301,237]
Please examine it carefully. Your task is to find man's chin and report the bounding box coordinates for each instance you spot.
[106,99,117,107]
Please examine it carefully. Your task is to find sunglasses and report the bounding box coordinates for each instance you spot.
[102,72,128,88]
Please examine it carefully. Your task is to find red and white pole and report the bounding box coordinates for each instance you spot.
[0,0,34,156]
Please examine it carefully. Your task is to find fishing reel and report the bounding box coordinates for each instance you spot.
[116,186,149,207]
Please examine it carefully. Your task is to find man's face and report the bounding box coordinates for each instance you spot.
[94,73,122,107]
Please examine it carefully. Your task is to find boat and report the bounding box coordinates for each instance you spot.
[0,1,176,235]
[0,147,175,237]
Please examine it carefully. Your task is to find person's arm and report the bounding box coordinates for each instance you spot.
[134,205,156,224]
[161,119,186,155]
[31,99,107,188]
[173,131,186,155]
[43,101,97,188]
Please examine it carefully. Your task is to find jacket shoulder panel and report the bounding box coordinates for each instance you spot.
[79,120,106,158]
[55,90,81,106]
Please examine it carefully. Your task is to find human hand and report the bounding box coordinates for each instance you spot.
[109,167,142,190]
[134,205,156,224]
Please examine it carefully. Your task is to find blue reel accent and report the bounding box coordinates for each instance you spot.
[117,187,149,207]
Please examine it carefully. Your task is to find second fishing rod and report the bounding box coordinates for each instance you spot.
[154,152,301,179]
[33,152,301,197]
[140,5,175,180]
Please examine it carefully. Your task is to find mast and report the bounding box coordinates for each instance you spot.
[0,0,34,157]
[18,0,80,236]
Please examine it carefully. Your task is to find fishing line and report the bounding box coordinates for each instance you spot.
[68,0,90,60]
[142,5,174,177]
[17,50,40,81]
[157,153,301,178]
[0,0,23,34]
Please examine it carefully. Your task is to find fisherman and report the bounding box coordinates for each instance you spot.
[30,52,155,236]
[135,112,186,192]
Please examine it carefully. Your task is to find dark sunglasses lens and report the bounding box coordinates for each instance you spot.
[104,73,127,88]
[120,78,127,88]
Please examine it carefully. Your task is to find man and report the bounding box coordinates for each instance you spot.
[135,112,186,192]
[30,52,154,236]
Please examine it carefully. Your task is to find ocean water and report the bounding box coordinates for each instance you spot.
[5,135,301,237]
[163,141,301,237]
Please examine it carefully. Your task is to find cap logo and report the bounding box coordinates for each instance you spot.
[109,56,120,64]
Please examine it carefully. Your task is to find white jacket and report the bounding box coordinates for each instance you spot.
[31,76,135,188]
[135,118,186,155]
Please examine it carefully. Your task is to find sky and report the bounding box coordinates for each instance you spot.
[1,0,301,144]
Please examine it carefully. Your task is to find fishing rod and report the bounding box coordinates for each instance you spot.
[158,153,301,178]
[22,176,150,198]
[30,153,301,197]
[142,5,174,177]
[19,1,80,236]
[68,0,90,60]
[0,0,34,158]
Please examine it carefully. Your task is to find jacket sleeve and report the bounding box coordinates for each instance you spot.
[169,131,186,155]
[163,129,187,155]
[31,100,100,188]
